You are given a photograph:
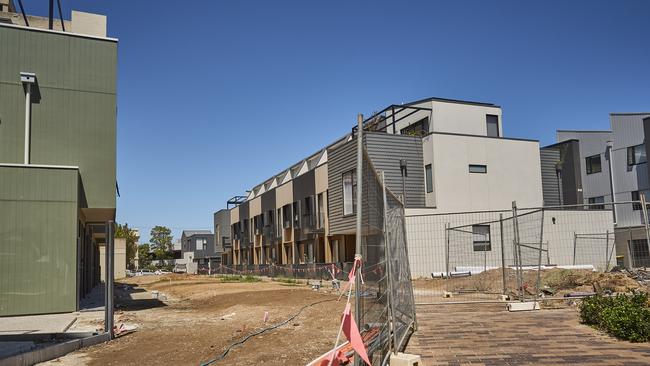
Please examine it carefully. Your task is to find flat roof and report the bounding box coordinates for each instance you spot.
[424,131,538,143]
[404,96,500,108]
[0,19,117,42]
[556,129,612,133]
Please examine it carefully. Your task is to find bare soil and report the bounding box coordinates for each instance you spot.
[41,275,343,366]
[413,268,647,302]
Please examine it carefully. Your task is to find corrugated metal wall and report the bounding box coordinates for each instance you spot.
[0,166,79,316]
[540,148,561,206]
[0,25,117,209]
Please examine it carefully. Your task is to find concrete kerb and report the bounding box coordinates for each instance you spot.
[0,332,110,366]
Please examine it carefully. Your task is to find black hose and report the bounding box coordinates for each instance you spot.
[200,297,337,365]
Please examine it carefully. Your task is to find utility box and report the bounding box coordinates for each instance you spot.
[390,352,421,366]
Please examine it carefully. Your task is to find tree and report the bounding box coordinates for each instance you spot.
[138,243,152,267]
[150,226,173,260]
[116,223,140,268]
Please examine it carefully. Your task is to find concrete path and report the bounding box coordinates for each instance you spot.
[407,303,650,365]
[0,313,77,335]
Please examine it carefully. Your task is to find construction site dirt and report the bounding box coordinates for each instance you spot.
[40,275,343,366]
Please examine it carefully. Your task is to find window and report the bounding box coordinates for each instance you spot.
[486,115,499,137]
[292,201,301,227]
[342,170,356,215]
[400,117,429,136]
[282,204,292,228]
[632,191,643,210]
[472,225,491,251]
[425,164,433,193]
[469,164,487,174]
[588,196,605,210]
[317,193,325,229]
[196,238,207,251]
[585,154,602,174]
[627,144,647,166]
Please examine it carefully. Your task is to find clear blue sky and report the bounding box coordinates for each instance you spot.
[25,1,650,242]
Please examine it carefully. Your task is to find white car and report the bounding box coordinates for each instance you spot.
[154,269,171,275]
[135,269,155,276]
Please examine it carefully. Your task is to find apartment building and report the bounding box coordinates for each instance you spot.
[221,97,547,269]
[541,113,650,267]
[214,209,231,265]
[0,7,116,316]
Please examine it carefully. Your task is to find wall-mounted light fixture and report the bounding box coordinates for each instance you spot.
[20,72,37,164]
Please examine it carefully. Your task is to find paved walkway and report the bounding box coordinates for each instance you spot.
[407,303,650,365]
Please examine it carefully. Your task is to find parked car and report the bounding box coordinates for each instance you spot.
[154,269,171,275]
[135,269,155,276]
[173,264,187,273]
[126,269,134,277]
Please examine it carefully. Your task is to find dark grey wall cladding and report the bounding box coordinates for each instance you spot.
[293,169,315,201]
[328,137,357,235]
[328,132,426,235]
[364,132,425,208]
[561,141,583,205]
[261,189,276,213]
[540,148,561,206]
[214,209,231,253]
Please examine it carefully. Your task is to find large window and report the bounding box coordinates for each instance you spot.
[472,225,491,251]
[400,117,430,136]
[342,170,356,215]
[317,193,325,229]
[469,164,487,174]
[588,196,605,210]
[486,114,499,137]
[632,191,642,210]
[425,164,433,193]
[585,154,602,174]
[627,144,647,166]
[292,201,300,227]
[196,237,207,251]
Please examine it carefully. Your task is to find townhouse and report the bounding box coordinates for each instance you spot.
[0,8,116,316]
[218,97,563,272]
[180,230,219,272]
[541,113,650,268]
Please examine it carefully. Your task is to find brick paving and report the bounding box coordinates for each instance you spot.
[406,303,650,365]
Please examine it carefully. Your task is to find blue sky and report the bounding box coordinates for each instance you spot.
[25,1,650,242]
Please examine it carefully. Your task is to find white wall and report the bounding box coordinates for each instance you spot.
[387,99,503,137]
[422,133,543,211]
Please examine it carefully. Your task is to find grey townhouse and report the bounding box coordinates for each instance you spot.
[540,112,650,268]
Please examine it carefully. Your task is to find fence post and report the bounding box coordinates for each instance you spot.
[445,223,450,278]
[500,214,507,295]
[535,209,545,302]
[572,232,577,266]
[381,171,397,355]
[354,114,363,366]
[605,230,610,271]
[640,193,650,259]
[511,201,523,302]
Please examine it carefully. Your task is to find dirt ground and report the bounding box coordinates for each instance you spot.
[413,268,647,303]
[41,275,344,366]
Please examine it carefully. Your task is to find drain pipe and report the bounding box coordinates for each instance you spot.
[20,72,36,165]
[606,141,617,224]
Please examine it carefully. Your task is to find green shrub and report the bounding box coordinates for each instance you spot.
[580,292,650,342]
[217,274,261,283]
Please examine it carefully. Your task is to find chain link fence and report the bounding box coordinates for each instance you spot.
[409,202,650,304]
[354,147,416,365]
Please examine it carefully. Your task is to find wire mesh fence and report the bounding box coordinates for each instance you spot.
[356,147,416,365]
[408,202,650,305]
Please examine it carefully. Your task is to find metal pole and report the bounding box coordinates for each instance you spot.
[640,193,650,259]
[381,171,396,354]
[605,230,610,271]
[512,201,523,302]
[354,114,363,366]
[105,221,115,339]
[499,214,507,295]
[535,209,545,302]
[445,223,450,278]
[48,0,54,29]
[573,232,577,266]
[24,82,31,164]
